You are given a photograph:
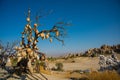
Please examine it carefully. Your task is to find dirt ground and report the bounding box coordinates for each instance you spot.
[0,57,99,80]
[0,55,120,80]
[49,57,100,71]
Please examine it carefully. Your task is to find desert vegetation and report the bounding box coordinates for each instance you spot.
[85,71,120,80]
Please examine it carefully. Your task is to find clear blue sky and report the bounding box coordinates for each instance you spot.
[0,0,120,56]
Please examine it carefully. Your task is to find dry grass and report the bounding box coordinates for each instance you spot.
[34,55,120,80]
[49,57,99,71]
[86,71,120,80]
[39,66,51,75]
[52,71,71,78]
[51,70,120,80]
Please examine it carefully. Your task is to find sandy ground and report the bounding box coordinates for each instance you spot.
[0,57,99,80]
[0,68,69,80]
[1,55,120,80]
[49,57,99,71]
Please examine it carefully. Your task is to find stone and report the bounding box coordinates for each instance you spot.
[99,53,120,73]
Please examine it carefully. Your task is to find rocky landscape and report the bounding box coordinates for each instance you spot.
[0,44,120,80]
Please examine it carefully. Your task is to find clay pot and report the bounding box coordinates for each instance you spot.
[21,51,26,57]
[34,23,38,27]
[14,46,18,50]
[45,33,50,39]
[35,30,39,34]
[49,38,52,43]
[27,48,32,53]
[56,31,59,36]
[26,17,30,22]
[40,32,45,37]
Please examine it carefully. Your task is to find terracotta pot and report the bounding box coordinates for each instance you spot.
[45,33,50,39]
[35,30,39,34]
[56,31,59,36]
[26,17,30,22]
[40,32,45,37]
[34,23,37,27]
[27,48,32,53]
[49,38,52,43]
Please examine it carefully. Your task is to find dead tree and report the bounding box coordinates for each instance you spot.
[0,40,18,69]
[16,9,70,73]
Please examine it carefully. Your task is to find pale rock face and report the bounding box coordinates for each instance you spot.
[99,53,120,71]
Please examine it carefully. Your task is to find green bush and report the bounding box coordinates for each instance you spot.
[55,62,63,71]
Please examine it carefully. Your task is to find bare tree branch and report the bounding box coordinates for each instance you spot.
[53,36,64,45]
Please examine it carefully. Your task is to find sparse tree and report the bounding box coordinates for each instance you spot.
[0,41,18,55]
[0,40,18,69]
[16,9,70,73]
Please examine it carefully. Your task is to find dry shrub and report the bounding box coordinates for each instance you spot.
[39,66,51,75]
[55,62,63,71]
[87,71,120,80]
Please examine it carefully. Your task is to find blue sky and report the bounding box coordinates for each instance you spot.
[0,0,120,56]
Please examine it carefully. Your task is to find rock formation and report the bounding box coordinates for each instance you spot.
[99,52,120,73]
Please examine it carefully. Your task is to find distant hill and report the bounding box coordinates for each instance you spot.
[59,44,120,59]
